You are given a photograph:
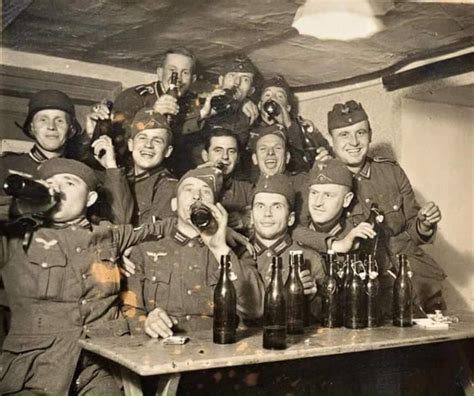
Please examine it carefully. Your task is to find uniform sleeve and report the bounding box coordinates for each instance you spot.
[150,178,178,220]
[396,166,436,245]
[102,168,134,225]
[120,247,148,335]
[180,106,205,135]
[113,86,146,121]
[308,250,326,286]
[292,226,331,253]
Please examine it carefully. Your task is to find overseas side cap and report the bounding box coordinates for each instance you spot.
[38,158,99,191]
[253,173,295,208]
[307,159,353,188]
[328,100,368,131]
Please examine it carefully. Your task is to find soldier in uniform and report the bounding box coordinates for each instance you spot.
[0,158,172,395]
[97,108,177,226]
[121,167,264,338]
[200,126,254,234]
[294,158,376,254]
[250,174,324,302]
[327,100,445,312]
[257,75,332,174]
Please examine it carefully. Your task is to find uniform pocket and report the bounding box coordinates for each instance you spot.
[0,335,55,394]
[143,267,172,311]
[379,196,404,236]
[28,246,67,300]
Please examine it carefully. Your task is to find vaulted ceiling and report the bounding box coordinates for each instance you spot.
[2,0,473,90]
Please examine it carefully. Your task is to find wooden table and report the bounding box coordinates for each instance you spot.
[79,312,474,396]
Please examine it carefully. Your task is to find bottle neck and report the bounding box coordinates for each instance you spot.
[328,255,334,276]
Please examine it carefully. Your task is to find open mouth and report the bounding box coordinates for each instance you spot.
[139,150,156,159]
[264,159,278,168]
[346,147,362,156]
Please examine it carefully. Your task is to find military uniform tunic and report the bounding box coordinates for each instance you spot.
[347,157,446,310]
[122,220,264,334]
[0,219,170,394]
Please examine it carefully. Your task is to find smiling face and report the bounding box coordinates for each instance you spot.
[160,53,196,96]
[128,128,173,174]
[308,184,353,225]
[202,135,239,176]
[219,71,254,102]
[252,192,294,242]
[46,173,97,223]
[175,177,215,224]
[329,120,371,173]
[252,134,290,176]
[30,109,70,153]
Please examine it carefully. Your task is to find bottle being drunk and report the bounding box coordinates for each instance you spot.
[190,201,214,231]
[366,254,380,328]
[322,250,342,328]
[166,71,179,123]
[213,255,237,344]
[262,99,281,120]
[90,100,114,160]
[393,254,413,327]
[284,252,305,334]
[210,86,238,114]
[263,257,287,350]
[344,257,368,329]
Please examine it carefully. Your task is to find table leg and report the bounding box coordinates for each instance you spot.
[120,366,143,396]
[155,373,181,396]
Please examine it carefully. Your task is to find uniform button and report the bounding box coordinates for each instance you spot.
[41,262,48,268]
[365,198,371,203]
[76,247,82,253]
[81,273,87,280]
[358,177,362,181]
[80,298,87,305]
[187,289,192,295]
[71,226,77,231]
[188,242,194,248]
[152,276,157,282]
[186,315,191,321]
[266,252,272,257]
[393,205,399,210]
[188,266,193,271]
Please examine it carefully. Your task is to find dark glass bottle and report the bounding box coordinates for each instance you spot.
[190,201,213,230]
[292,251,311,326]
[166,71,179,123]
[322,251,342,328]
[366,254,380,328]
[213,255,237,344]
[344,257,367,329]
[284,253,304,334]
[393,254,413,327]
[210,86,238,114]
[263,257,287,350]
[90,100,114,159]
[359,203,384,260]
[297,116,317,168]
[262,99,280,119]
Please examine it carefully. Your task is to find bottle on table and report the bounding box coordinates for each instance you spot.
[263,256,287,350]
[285,252,305,334]
[366,254,380,328]
[166,71,179,123]
[322,250,342,328]
[344,255,368,329]
[213,254,237,344]
[292,251,312,326]
[393,254,413,327]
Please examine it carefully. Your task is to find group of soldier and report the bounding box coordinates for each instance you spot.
[0,47,445,395]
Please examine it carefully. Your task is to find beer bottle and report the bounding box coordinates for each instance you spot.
[393,254,413,327]
[210,86,238,114]
[263,257,287,350]
[190,201,214,231]
[359,203,384,260]
[213,255,237,344]
[366,254,380,328]
[166,71,179,123]
[262,99,281,120]
[296,116,318,168]
[285,252,305,334]
[292,251,312,326]
[322,250,342,328]
[344,257,367,329]
[90,100,114,160]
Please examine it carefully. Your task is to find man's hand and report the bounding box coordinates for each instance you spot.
[198,88,226,120]
[332,222,376,254]
[119,247,136,278]
[91,135,118,169]
[154,95,179,117]
[241,100,259,125]
[299,269,317,296]
[85,101,111,138]
[417,202,441,235]
[314,147,332,162]
[145,307,178,339]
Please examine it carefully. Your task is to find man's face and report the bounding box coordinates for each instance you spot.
[308,184,353,225]
[46,174,95,223]
[260,86,289,110]
[220,72,254,102]
[128,128,173,173]
[252,134,289,176]
[330,120,371,170]
[160,53,195,95]
[252,192,293,241]
[202,136,238,176]
[176,177,215,223]
[31,109,70,152]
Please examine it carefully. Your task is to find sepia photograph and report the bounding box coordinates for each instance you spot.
[0,0,473,394]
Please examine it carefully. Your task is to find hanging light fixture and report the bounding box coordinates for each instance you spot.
[292,0,394,41]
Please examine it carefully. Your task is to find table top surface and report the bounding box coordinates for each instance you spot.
[79,312,474,376]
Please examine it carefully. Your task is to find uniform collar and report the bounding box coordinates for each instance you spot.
[133,166,168,183]
[310,218,343,236]
[171,225,203,246]
[356,157,372,179]
[29,145,50,164]
[49,217,91,230]
[253,233,292,257]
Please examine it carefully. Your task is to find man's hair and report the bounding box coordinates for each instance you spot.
[203,127,240,152]
[163,47,197,70]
